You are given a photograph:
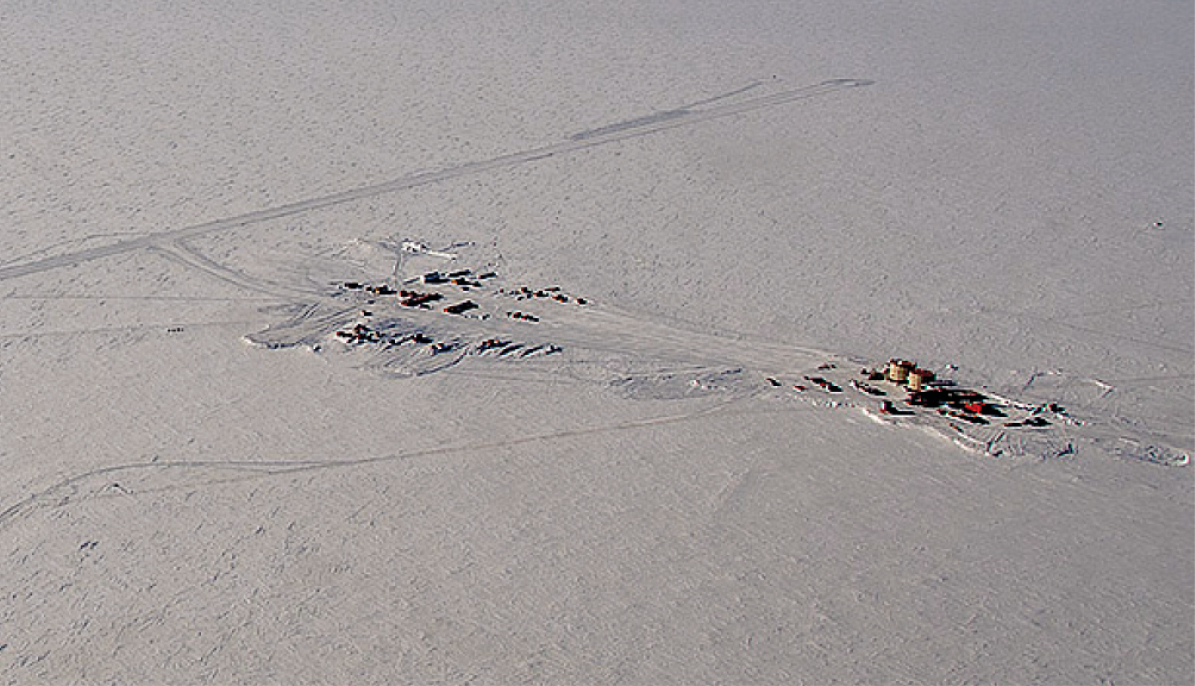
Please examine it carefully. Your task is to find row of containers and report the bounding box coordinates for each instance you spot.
[886,359,936,392]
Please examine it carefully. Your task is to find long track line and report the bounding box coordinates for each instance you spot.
[0,79,872,284]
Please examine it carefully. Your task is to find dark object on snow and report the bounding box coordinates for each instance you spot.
[805,376,843,393]
[342,281,362,290]
[575,298,588,305]
[478,272,497,280]
[401,292,443,308]
[507,311,539,323]
[1006,416,1050,428]
[861,367,885,381]
[941,408,989,425]
[880,400,913,416]
[851,380,886,396]
[422,272,447,285]
[443,300,479,315]
[336,322,381,343]
[907,387,987,409]
[766,377,781,387]
[448,269,472,278]
[517,343,561,357]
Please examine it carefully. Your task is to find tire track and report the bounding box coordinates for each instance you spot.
[0,397,791,532]
[0,318,260,341]
[0,79,872,284]
[546,303,837,373]
[150,240,310,300]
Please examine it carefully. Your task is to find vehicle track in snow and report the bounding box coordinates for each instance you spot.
[233,240,1191,470]
[0,79,872,285]
[150,240,308,301]
[0,397,772,533]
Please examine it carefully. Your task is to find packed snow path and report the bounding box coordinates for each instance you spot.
[243,241,1189,468]
[0,79,870,284]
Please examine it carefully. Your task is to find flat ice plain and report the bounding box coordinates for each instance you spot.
[2,1,1192,684]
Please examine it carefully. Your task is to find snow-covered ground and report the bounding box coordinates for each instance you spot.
[2,1,1191,683]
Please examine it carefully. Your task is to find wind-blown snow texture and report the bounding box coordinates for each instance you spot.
[2,1,1192,684]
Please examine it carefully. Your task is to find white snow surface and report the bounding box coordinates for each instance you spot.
[2,1,1192,684]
